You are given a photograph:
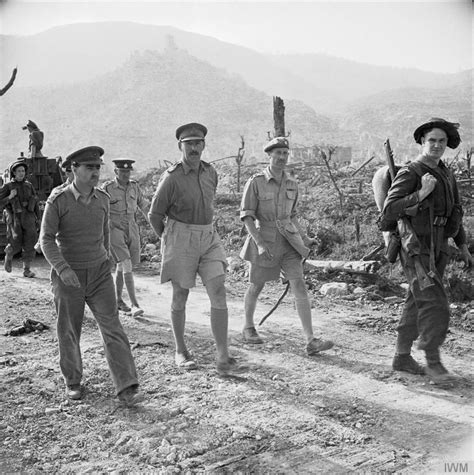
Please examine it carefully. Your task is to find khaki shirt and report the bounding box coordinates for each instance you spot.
[240,167,309,259]
[102,178,147,227]
[149,160,217,229]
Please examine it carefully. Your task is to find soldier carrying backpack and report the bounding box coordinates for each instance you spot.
[382,118,472,385]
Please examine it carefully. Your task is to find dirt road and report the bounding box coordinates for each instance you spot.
[1,256,473,473]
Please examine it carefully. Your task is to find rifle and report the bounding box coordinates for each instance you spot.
[383,139,434,290]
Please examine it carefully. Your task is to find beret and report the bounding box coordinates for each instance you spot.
[66,146,104,165]
[176,122,207,142]
[413,118,461,149]
[264,137,289,153]
[113,159,135,170]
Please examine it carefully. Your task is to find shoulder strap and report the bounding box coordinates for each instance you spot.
[407,161,426,178]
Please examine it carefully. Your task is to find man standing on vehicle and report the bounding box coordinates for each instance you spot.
[40,146,141,404]
[148,122,246,376]
[101,159,149,318]
[22,120,44,158]
[383,118,472,384]
[239,137,334,355]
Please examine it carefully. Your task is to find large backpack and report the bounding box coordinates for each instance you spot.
[371,162,424,232]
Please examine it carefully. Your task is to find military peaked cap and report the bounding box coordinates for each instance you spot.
[66,146,104,165]
[175,122,207,142]
[413,118,461,149]
[113,159,135,170]
[264,137,290,153]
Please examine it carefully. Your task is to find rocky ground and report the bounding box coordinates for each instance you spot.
[1,255,472,474]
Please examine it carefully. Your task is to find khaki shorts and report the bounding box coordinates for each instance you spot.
[110,221,141,266]
[160,219,227,289]
[248,231,303,284]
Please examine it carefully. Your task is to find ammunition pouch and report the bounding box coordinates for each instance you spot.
[376,212,397,232]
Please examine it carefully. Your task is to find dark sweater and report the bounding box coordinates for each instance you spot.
[40,183,110,273]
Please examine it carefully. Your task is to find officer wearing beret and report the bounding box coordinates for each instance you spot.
[149,122,246,376]
[383,118,472,384]
[40,146,141,404]
[101,159,149,317]
[240,137,334,355]
[0,159,39,277]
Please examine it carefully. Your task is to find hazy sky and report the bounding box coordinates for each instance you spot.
[0,0,472,73]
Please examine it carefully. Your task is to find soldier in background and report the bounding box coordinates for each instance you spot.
[383,118,472,384]
[240,137,334,355]
[149,122,247,376]
[101,159,149,318]
[40,146,140,404]
[0,160,39,277]
[22,120,44,158]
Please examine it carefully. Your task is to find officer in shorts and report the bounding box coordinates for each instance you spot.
[240,137,334,355]
[102,159,149,318]
[149,122,246,376]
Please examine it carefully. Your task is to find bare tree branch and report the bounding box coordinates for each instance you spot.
[0,68,18,96]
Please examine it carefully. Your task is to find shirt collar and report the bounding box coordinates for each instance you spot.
[181,159,202,175]
[113,177,128,189]
[69,183,99,201]
[263,166,290,183]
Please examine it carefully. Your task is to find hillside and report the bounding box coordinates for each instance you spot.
[339,74,473,161]
[1,21,467,115]
[0,48,339,172]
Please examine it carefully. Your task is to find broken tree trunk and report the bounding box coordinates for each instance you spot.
[273,96,285,137]
[306,259,381,274]
[0,68,17,96]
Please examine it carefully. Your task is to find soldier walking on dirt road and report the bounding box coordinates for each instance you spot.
[39,146,141,405]
[101,159,149,318]
[383,118,472,385]
[239,137,334,355]
[148,122,247,376]
[0,160,39,278]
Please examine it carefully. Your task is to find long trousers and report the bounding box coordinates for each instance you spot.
[51,260,138,394]
[397,248,450,361]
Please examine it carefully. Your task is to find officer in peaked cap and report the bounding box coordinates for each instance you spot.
[66,145,104,165]
[239,135,334,354]
[40,144,141,405]
[149,121,247,377]
[112,159,135,170]
[383,118,471,385]
[101,158,148,318]
[175,122,208,142]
